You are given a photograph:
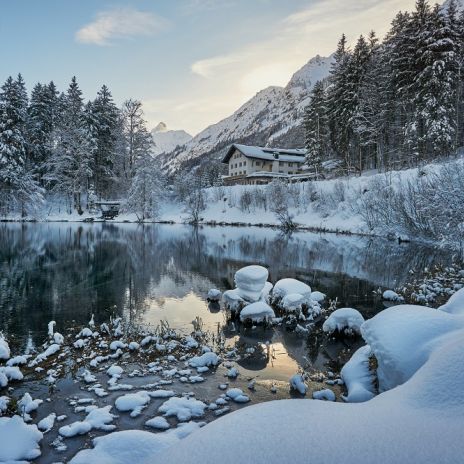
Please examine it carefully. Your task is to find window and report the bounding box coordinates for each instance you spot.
[256,161,260,166]
[288,162,293,167]
[279,161,284,166]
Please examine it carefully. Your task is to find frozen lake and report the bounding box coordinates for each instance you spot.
[0,222,451,379]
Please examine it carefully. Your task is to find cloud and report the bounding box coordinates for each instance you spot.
[180,0,237,14]
[76,7,168,46]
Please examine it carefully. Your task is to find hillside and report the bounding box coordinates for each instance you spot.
[151,122,192,157]
[160,54,334,174]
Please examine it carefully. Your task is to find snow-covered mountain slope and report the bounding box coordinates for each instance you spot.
[160,54,334,174]
[151,122,192,157]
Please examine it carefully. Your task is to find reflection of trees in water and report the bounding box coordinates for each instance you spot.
[0,223,453,351]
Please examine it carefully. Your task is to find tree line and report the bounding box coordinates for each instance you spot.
[304,0,464,176]
[0,75,162,218]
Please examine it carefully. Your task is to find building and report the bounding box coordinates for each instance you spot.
[221,143,311,185]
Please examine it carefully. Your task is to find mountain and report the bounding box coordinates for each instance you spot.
[151,122,192,157]
[160,54,334,175]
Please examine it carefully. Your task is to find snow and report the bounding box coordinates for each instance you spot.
[382,290,404,302]
[226,388,250,403]
[145,416,171,430]
[157,323,464,464]
[151,122,192,157]
[59,420,92,437]
[107,365,124,377]
[312,389,336,401]
[0,416,43,462]
[289,374,307,395]
[340,345,376,403]
[0,396,9,415]
[207,288,222,301]
[438,287,464,315]
[38,413,56,433]
[70,422,203,464]
[322,308,365,335]
[234,265,268,302]
[59,406,117,437]
[361,304,464,391]
[0,335,10,360]
[6,355,29,366]
[188,352,219,368]
[280,293,306,312]
[115,391,151,417]
[239,301,275,323]
[222,289,245,311]
[310,291,326,302]
[272,278,311,300]
[158,396,207,421]
[18,392,43,419]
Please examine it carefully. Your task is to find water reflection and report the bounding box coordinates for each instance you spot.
[0,223,451,359]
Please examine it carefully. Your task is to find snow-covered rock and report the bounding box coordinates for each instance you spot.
[239,301,275,323]
[115,391,151,417]
[310,291,326,302]
[207,289,222,302]
[145,416,171,430]
[234,265,268,302]
[222,289,245,312]
[312,389,336,401]
[340,345,376,403]
[289,374,307,395]
[158,396,207,422]
[382,290,404,302]
[0,415,43,461]
[188,352,219,368]
[38,413,56,433]
[323,308,365,336]
[226,388,250,403]
[272,278,311,302]
[280,293,306,312]
[361,304,464,391]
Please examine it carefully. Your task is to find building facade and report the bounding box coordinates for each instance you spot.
[222,144,309,185]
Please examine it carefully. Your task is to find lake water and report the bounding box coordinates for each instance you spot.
[0,222,451,380]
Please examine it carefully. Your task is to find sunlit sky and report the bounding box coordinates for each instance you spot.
[0,0,416,135]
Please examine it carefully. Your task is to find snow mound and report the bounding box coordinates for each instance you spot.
[438,287,464,315]
[188,352,219,368]
[289,374,307,395]
[382,290,404,302]
[234,265,268,302]
[280,293,306,312]
[272,278,311,301]
[222,289,245,312]
[145,416,171,430]
[323,308,365,335]
[207,289,222,301]
[115,391,151,417]
[361,304,464,391]
[157,327,464,464]
[310,291,326,302]
[158,396,207,421]
[226,388,250,403]
[340,345,376,403]
[312,389,336,401]
[0,415,43,461]
[239,302,275,323]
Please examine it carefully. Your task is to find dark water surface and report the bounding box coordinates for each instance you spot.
[0,222,451,375]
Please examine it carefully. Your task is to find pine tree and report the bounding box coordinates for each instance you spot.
[90,85,119,199]
[46,77,94,214]
[27,82,58,185]
[304,81,329,177]
[0,76,42,216]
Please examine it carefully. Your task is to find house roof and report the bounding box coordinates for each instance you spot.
[222,143,306,164]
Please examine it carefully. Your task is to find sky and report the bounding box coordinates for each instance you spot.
[0,0,417,136]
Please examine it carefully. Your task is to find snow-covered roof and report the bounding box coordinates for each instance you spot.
[223,144,306,164]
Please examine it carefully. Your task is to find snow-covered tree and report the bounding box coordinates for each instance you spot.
[46,77,94,214]
[304,81,329,177]
[0,75,43,216]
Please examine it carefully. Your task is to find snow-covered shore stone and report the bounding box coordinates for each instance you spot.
[323,308,365,336]
[272,278,311,301]
[0,336,10,360]
[234,265,268,302]
[239,301,275,323]
[207,289,222,302]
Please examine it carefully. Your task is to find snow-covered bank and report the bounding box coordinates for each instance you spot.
[5,157,464,249]
[158,299,464,464]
